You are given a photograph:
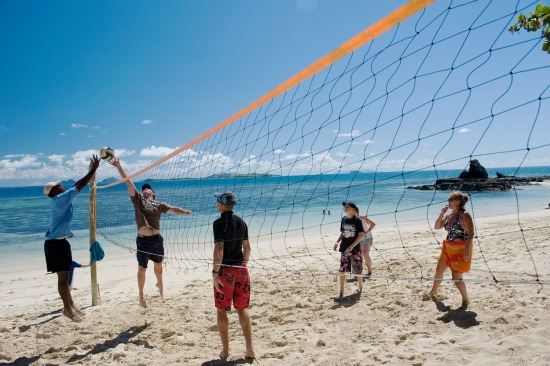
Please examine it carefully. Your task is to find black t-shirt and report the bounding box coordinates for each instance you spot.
[339,216,363,254]
[213,211,248,265]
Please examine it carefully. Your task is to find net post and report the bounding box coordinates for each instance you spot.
[89,163,99,306]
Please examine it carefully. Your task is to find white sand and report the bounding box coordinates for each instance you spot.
[1,210,549,365]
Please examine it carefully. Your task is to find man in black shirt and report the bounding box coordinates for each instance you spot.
[212,192,255,360]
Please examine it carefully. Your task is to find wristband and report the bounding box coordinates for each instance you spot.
[212,270,219,274]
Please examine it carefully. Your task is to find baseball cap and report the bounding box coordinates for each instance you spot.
[141,183,153,191]
[44,181,60,196]
[342,201,358,211]
[214,192,237,205]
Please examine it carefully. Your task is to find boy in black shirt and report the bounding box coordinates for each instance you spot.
[333,201,365,300]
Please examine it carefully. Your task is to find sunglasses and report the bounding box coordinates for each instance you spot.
[447,198,458,201]
[217,195,227,204]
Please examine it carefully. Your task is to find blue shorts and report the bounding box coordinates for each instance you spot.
[136,234,164,268]
[44,239,72,273]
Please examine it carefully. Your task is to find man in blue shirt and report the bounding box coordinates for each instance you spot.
[44,154,100,322]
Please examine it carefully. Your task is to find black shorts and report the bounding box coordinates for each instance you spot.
[136,234,164,268]
[44,239,72,273]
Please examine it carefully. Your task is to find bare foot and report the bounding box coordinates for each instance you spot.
[219,350,229,360]
[74,308,86,317]
[63,309,82,322]
[245,350,256,359]
[139,298,148,308]
[430,292,445,302]
[156,282,163,298]
[461,299,470,309]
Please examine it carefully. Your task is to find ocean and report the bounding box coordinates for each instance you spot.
[2,166,549,274]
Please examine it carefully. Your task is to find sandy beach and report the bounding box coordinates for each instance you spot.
[1,209,549,366]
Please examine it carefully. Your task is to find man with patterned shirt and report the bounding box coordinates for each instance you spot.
[110,157,192,308]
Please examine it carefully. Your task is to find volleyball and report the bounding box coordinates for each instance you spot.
[99,146,115,161]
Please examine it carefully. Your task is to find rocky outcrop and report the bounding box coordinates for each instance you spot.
[407,161,550,191]
[459,159,488,179]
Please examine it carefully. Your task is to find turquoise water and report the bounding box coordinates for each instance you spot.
[2,166,549,271]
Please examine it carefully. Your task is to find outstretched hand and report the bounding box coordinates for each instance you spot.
[90,155,100,170]
[109,157,121,168]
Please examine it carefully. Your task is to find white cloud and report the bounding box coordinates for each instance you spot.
[0,155,43,169]
[274,149,285,154]
[364,139,372,144]
[4,154,27,158]
[48,154,66,164]
[337,130,361,138]
[59,132,66,136]
[458,128,471,133]
[141,120,155,125]
[92,126,100,129]
[71,123,88,128]
[140,146,177,157]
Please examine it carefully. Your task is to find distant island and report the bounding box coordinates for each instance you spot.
[207,173,280,179]
[95,173,281,185]
[407,160,550,192]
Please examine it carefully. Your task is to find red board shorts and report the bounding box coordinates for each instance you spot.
[214,263,251,311]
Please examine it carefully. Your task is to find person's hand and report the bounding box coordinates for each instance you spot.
[183,209,193,215]
[213,274,223,292]
[344,247,351,254]
[90,155,100,170]
[333,243,338,251]
[463,249,471,262]
[440,205,449,216]
[109,157,121,168]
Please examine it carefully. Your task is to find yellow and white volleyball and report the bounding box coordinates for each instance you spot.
[99,146,115,161]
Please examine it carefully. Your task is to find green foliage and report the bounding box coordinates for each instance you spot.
[508,3,550,54]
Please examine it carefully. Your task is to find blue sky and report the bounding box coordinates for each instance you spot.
[0,0,411,186]
[1,0,548,187]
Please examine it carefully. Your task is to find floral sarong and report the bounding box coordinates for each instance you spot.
[438,239,472,273]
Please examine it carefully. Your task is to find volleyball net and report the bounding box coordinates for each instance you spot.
[95,0,550,285]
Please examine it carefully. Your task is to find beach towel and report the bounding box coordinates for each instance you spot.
[89,240,105,263]
[439,239,472,273]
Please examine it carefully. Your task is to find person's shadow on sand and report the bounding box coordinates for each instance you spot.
[331,291,362,308]
[202,356,257,365]
[434,301,479,328]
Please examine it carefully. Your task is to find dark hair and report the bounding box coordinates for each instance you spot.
[142,183,153,191]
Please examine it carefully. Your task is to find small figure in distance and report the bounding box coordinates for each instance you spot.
[43,154,100,322]
[429,191,474,309]
[333,202,365,300]
[110,157,193,308]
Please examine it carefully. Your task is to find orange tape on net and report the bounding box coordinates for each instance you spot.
[98,0,436,189]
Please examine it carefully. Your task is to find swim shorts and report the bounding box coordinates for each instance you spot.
[339,251,363,274]
[136,234,164,268]
[44,238,72,273]
[214,263,251,311]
